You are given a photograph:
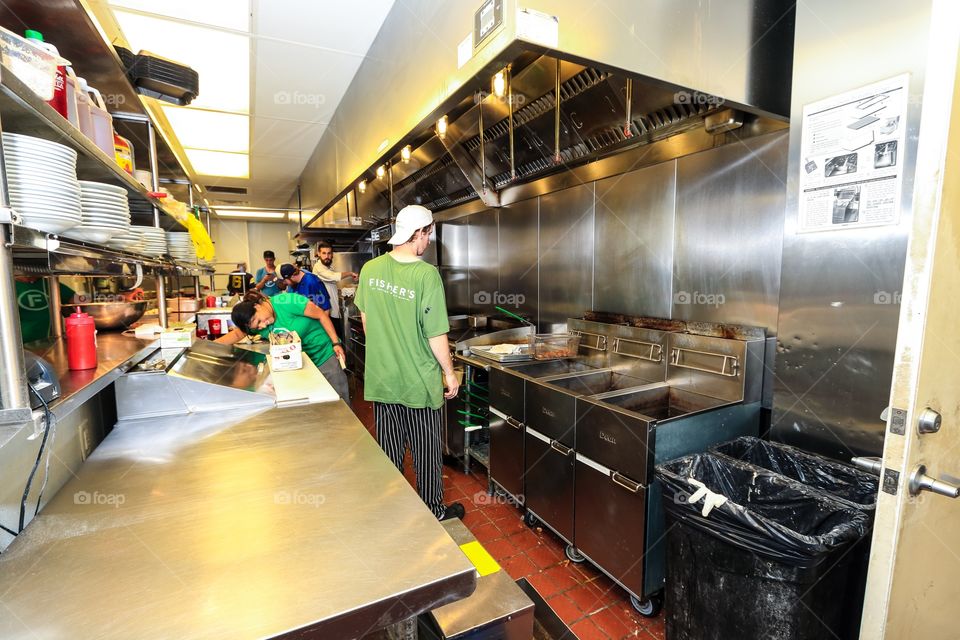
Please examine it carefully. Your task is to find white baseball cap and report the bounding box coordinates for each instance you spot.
[388,205,434,244]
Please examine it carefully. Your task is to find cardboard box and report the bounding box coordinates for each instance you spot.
[160,322,196,348]
[269,329,303,371]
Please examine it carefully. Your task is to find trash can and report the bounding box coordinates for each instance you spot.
[656,453,871,640]
[711,437,878,511]
[712,436,878,639]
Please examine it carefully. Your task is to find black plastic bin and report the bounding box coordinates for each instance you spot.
[711,436,878,511]
[656,453,871,640]
[712,436,878,639]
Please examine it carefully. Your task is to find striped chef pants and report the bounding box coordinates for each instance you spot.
[374,402,445,518]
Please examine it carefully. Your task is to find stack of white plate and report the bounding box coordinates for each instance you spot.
[166,231,197,263]
[64,181,132,244]
[2,132,82,234]
[108,229,143,252]
[131,225,167,257]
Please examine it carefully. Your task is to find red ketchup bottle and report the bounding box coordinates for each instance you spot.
[65,308,97,370]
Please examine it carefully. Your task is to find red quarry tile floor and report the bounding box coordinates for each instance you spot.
[351,386,667,640]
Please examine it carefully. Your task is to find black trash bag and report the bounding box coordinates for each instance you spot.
[712,436,878,511]
[656,453,870,568]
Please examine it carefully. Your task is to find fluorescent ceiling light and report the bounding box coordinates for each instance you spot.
[162,107,249,153]
[217,211,286,220]
[113,10,250,113]
[185,149,249,178]
[108,0,251,31]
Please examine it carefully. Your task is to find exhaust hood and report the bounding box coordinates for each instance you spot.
[300,1,794,228]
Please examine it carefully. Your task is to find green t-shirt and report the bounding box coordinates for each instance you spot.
[251,292,334,366]
[16,279,76,343]
[355,254,450,409]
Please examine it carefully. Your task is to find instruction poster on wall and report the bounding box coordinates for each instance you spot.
[798,74,909,232]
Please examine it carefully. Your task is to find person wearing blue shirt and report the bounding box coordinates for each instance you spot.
[279,263,330,311]
[254,250,281,297]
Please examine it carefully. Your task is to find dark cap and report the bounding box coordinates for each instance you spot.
[263,250,275,259]
[279,263,297,279]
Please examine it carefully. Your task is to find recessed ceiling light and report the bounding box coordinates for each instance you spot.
[162,107,249,153]
[186,149,249,178]
[113,10,250,113]
[108,0,250,31]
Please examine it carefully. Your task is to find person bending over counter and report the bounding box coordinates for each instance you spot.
[216,290,349,402]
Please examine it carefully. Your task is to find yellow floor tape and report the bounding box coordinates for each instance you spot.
[459,541,501,577]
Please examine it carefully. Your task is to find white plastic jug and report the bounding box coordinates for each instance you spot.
[86,85,114,158]
[75,76,93,141]
[63,66,79,129]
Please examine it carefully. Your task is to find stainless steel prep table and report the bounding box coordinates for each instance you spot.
[23,332,156,419]
[0,401,476,639]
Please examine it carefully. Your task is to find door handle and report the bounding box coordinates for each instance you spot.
[851,457,883,476]
[909,464,960,498]
[611,471,641,494]
[550,440,573,456]
[506,417,523,430]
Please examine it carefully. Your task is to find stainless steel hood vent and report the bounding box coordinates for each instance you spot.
[351,55,732,215]
[298,1,795,218]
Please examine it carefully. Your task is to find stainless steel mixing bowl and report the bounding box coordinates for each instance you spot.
[60,301,149,330]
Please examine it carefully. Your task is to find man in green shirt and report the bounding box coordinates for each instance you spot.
[355,205,463,521]
[15,277,76,343]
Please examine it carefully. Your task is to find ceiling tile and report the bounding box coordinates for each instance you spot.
[252,117,325,158]
[252,0,394,56]
[253,39,361,123]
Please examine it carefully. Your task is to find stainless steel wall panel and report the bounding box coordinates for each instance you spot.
[772,0,931,460]
[538,184,595,329]
[497,198,540,324]
[594,161,677,318]
[467,210,500,315]
[673,130,788,333]
[438,219,470,315]
[772,0,932,459]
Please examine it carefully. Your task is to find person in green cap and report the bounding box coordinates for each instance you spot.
[216,290,349,401]
[15,277,76,343]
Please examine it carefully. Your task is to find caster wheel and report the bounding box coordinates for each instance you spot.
[630,592,663,618]
[564,544,585,563]
[523,511,539,528]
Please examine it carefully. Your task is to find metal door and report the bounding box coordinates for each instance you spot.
[489,407,525,503]
[574,455,647,597]
[860,10,960,637]
[524,428,575,543]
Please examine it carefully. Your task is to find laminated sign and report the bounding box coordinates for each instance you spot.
[269,329,303,371]
[798,74,909,232]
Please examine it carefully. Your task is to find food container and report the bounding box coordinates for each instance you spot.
[0,25,61,100]
[269,329,303,371]
[160,322,196,348]
[530,333,581,360]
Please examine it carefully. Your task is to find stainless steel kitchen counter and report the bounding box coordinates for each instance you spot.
[24,332,157,419]
[0,401,476,639]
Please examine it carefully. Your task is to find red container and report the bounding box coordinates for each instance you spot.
[205,295,217,308]
[208,318,222,337]
[65,309,97,370]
